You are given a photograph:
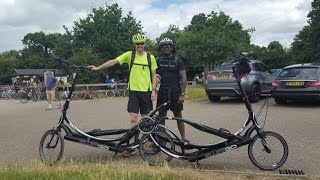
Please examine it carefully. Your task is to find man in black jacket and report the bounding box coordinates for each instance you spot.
[156,38,188,143]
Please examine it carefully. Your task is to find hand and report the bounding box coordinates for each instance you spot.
[151,90,157,101]
[87,65,99,71]
[178,95,185,104]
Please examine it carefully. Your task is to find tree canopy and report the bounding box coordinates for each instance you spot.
[0,1,318,84]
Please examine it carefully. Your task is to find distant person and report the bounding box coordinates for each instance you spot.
[194,74,200,84]
[45,71,60,110]
[13,80,20,93]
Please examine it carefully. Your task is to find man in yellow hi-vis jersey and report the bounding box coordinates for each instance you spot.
[88,34,158,157]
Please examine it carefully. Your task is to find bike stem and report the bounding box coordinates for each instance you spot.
[234,75,255,126]
[62,71,79,116]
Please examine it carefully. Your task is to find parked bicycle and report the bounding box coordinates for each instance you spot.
[19,86,38,103]
[106,87,128,98]
[76,88,101,100]
[0,86,17,100]
[39,54,141,164]
[137,52,289,171]
[58,90,75,100]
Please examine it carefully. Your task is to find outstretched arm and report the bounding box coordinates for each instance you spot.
[88,59,119,71]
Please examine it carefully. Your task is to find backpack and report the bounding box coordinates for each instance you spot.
[128,50,152,90]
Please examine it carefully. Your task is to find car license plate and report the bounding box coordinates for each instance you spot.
[216,74,229,79]
[285,81,304,86]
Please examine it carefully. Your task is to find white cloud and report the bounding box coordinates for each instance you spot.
[0,0,312,52]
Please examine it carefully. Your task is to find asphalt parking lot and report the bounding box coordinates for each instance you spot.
[0,97,319,176]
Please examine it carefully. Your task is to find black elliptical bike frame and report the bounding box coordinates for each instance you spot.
[39,54,140,164]
[138,52,288,170]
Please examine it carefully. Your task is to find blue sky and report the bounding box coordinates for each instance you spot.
[152,0,189,9]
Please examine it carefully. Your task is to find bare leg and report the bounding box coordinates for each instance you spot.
[174,111,185,139]
[129,112,139,127]
[159,111,167,126]
[46,91,52,109]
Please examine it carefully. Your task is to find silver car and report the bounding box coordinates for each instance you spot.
[204,60,275,103]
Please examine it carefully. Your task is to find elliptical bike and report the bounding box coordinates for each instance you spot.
[39,54,141,164]
[137,52,289,170]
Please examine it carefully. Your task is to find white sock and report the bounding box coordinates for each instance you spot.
[49,104,52,109]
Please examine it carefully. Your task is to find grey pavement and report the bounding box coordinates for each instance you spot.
[0,97,319,176]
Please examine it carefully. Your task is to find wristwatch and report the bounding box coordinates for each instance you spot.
[181,92,185,96]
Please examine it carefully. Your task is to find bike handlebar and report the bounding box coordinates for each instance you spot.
[230,51,253,64]
[230,51,253,77]
[49,53,91,71]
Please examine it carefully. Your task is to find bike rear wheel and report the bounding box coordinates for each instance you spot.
[248,131,288,170]
[139,130,174,166]
[39,129,64,165]
[31,93,38,102]
[77,92,87,100]
[121,90,128,97]
[92,91,101,99]
[106,90,115,98]
[19,92,28,103]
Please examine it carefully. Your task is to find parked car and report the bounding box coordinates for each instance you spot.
[204,60,275,103]
[271,63,320,104]
[270,68,282,77]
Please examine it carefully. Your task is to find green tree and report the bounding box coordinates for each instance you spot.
[177,11,252,76]
[262,41,289,68]
[67,3,143,82]
[291,0,320,63]
[0,50,21,84]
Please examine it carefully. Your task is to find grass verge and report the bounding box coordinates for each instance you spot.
[0,160,314,180]
[185,86,207,101]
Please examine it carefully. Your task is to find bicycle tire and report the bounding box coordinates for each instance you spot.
[77,92,87,100]
[106,90,115,98]
[248,131,288,170]
[19,92,28,103]
[39,129,64,165]
[92,91,101,99]
[32,93,38,102]
[121,90,128,97]
[139,130,174,166]
[72,92,79,100]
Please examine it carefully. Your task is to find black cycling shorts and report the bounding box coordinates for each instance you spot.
[127,91,152,114]
[157,87,183,112]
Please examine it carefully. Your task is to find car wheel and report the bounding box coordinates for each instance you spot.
[249,84,261,103]
[208,95,221,102]
[274,97,287,104]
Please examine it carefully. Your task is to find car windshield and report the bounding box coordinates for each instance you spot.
[278,67,319,78]
[219,64,233,70]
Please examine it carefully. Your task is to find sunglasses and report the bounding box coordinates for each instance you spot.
[161,44,172,49]
[135,43,145,46]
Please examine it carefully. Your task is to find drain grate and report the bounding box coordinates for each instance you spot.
[279,169,305,176]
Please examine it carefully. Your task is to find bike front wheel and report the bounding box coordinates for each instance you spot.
[121,90,128,97]
[139,130,174,166]
[39,129,64,165]
[106,90,115,98]
[248,131,288,170]
[19,92,28,103]
[31,93,38,102]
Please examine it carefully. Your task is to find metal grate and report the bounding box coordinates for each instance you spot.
[279,169,305,176]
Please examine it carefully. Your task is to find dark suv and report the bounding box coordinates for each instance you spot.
[271,63,320,104]
[204,60,274,103]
